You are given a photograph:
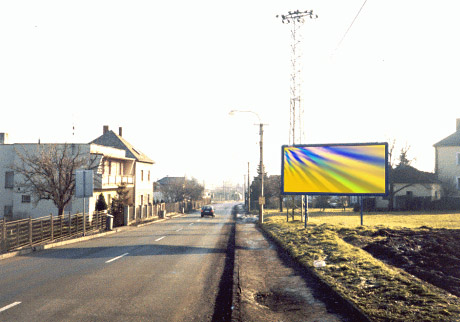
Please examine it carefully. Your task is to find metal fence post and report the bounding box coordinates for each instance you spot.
[16,221,20,248]
[29,217,32,246]
[1,218,6,252]
[40,218,44,242]
[50,214,54,241]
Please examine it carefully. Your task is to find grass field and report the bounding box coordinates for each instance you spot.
[260,209,460,322]
[278,208,460,229]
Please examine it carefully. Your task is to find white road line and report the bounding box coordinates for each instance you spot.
[0,302,21,313]
[155,236,166,242]
[175,228,183,232]
[189,223,194,226]
[197,219,201,222]
[105,253,129,264]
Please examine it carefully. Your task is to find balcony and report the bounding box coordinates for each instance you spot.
[94,174,134,189]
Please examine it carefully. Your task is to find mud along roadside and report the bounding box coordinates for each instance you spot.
[231,208,370,322]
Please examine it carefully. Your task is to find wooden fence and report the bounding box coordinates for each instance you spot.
[1,211,107,254]
[126,198,211,226]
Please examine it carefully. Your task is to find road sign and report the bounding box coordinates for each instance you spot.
[75,170,93,198]
[258,196,265,205]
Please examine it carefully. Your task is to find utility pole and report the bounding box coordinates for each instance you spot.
[259,124,264,224]
[247,162,250,212]
[229,110,265,222]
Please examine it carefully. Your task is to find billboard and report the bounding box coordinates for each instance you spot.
[281,143,388,196]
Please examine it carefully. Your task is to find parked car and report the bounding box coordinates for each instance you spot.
[201,206,215,218]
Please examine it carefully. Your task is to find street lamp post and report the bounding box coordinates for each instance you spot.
[229,110,265,223]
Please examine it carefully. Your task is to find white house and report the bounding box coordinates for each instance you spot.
[91,126,155,208]
[433,118,460,196]
[0,126,155,220]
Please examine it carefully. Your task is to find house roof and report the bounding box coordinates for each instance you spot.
[390,164,440,184]
[433,130,460,147]
[157,176,185,185]
[90,130,154,164]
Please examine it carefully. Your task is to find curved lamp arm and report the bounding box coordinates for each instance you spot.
[229,110,261,124]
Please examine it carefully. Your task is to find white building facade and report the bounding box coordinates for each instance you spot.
[0,126,155,220]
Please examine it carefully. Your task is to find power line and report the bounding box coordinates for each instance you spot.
[335,0,368,51]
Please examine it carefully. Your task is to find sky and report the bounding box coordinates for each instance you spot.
[1,0,460,189]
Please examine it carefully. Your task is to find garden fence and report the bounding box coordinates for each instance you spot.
[1,211,107,254]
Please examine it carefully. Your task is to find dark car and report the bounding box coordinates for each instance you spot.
[201,206,215,218]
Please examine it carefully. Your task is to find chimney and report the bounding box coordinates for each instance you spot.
[456,119,460,132]
[0,133,8,144]
[103,125,109,134]
[118,127,123,137]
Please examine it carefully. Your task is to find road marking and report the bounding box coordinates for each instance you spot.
[155,236,166,242]
[105,253,129,264]
[0,302,21,313]
[197,219,201,222]
[189,223,194,226]
[175,228,183,232]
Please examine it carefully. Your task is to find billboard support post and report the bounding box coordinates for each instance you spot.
[360,196,364,226]
[286,204,289,222]
[304,195,308,229]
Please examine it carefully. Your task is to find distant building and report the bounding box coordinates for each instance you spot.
[433,118,460,196]
[376,164,442,210]
[0,126,155,220]
[154,176,186,202]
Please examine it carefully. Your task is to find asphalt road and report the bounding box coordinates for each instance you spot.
[0,203,235,322]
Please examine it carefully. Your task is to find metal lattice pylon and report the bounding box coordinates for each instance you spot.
[278,10,317,145]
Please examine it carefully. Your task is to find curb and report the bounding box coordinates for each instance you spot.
[257,222,374,322]
[231,213,241,322]
[0,212,188,261]
[0,229,119,261]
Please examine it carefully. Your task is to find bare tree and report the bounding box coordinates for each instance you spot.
[160,178,204,202]
[160,179,185,202]
[184,178,204,201]
[387,141,416,211]
[11,144,99,216]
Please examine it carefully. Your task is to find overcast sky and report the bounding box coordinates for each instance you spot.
[1,0,459,188]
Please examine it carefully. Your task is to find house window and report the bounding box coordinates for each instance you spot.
[5,171,14,189]
[22,195,31,203]
[148,171,150,182]
[140,195,144,205]
[141,170,144,181]
[457,153,460,165]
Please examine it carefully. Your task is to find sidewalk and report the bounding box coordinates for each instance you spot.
[0,212,185,261]
[233,212,367,322]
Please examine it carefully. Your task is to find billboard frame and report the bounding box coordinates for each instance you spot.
[281,142,389,197]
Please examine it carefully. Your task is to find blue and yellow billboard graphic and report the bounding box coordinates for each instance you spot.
[282,143,388,195]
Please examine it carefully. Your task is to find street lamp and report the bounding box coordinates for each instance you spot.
[229,110,265,224]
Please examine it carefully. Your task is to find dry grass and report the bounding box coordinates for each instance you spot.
[261,212,460,322]
[275,208,460,229]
